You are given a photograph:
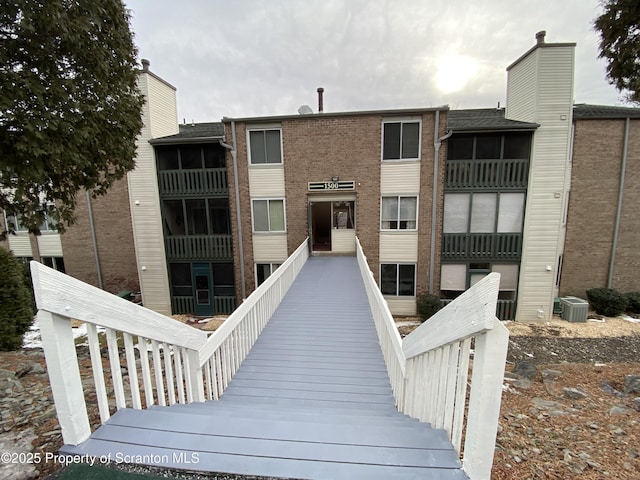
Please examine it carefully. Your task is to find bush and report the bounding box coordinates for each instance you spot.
[417,294,443,322]
[625,292,640,314]
[0,249,34,351]
[586,288,628,317]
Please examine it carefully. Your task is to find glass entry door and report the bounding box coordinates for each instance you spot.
[192,263,212,316]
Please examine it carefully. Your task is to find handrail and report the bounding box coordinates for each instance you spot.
[355,238,406,405]
[31,237,310,447]
[354,239,509,480]
[198,238,309,367]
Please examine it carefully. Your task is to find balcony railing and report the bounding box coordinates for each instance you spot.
[158,168,227,196]
[442,298,516,321]
[172,295,236,315]
[445,159,529,190]
[165,235,233,260]
[442,232,522,260]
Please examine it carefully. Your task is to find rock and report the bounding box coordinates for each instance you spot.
[512,361,537,380]
[14,363,33,378]
[633,398,640,412]
[30,362,46,375]
[609,406,631,416]
[563,387,588,400]
[531,397,564,410]
[623,374,640,394]
[541,369,562,381]
[508,377,533,389]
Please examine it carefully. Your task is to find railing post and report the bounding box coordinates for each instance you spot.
[462,321,509,479]
[185,349,205,402]
[38,310,91,445]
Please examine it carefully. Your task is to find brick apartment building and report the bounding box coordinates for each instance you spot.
[3,32,640,321]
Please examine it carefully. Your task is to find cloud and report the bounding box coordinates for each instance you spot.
[126,0,626,122]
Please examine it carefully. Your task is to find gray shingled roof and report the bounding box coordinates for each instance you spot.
[573,104,640,119]
[150,122,224,144]
[447,109,539,131]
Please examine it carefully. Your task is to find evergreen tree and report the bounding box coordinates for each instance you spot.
[0,249,34,351]
[594,0,640,103]
[0,0,144,236]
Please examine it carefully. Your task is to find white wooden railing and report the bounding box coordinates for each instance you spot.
[31,238,309,446]
[355,238,406,407]
[356,238,509,480]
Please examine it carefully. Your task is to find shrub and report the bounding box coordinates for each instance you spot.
[586,288,628,317]
[625,292,640,314]
[0,249,34,351]
[417,294,443,322]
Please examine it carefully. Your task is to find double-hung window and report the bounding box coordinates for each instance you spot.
[381,264,416,296]
[256,263,281,286]
[252,199,285,232]
[381,196,417,230]
[382,120,420,160]
[249,129,282,164]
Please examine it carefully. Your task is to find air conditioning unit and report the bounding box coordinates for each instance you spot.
[560,296,589,323]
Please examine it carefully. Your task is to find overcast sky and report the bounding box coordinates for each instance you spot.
[124,0,627,123]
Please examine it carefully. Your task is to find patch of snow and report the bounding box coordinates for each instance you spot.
[588,317,606,323]
[22,319,103,349]
[621,315,640,324]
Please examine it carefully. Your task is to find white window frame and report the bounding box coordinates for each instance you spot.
[380,195,418,231]
[380,263,417,297]
[251,198,286,233]
[247,128,283,166]
[4,211,57,234]
[255,262,282,287]
[381,118,422,161]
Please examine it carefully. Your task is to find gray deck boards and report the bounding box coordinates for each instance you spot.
[60,256,466,479]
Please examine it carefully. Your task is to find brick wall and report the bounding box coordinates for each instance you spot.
[281,115,382,272]
[228,111,444,301]
[225,122,255,302]
[417,112,447,295]
[560,118,640,296]
[60,178,140,294]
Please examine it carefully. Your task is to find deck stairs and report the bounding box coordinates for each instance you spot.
[33,238,508,480]
[59,257,467,479]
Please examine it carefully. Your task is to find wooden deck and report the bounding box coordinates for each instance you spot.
[60,257,467,479]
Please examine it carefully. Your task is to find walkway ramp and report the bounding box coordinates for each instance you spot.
[60,257,466,479]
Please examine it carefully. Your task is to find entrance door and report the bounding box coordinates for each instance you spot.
[311,202,332,251]
[192,263,213,316]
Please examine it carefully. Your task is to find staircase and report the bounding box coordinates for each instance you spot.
[33,238,508,480]
[59,257,466,479]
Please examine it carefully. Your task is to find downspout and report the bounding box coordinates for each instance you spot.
[85,190,103,289]
[608,117,630,288]
[429,110,453,294]
[220,121,246,300]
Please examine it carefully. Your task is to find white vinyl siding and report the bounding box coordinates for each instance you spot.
[7,234,32,257]
[506,44,575,321]
[252,235,288,262]
[380,162,421,194]
[331,229,356,254]
[248,167,286,197]
[385,297,417,316]
[37,234,63,257]
[127,73,178,315]
[379,233,418,263]
[147,75,179,139]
